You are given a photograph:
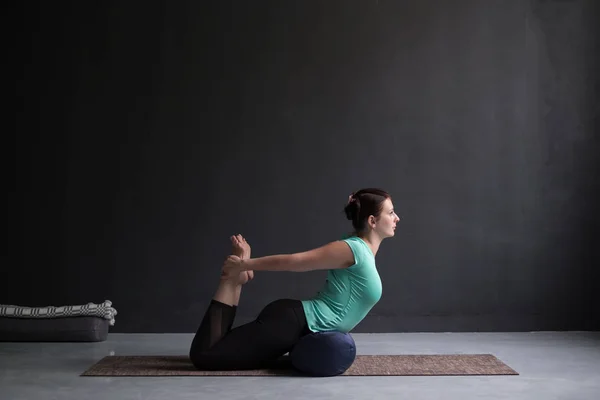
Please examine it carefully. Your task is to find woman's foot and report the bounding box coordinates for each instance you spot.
[229,234,254,285]
[231,234,251,259]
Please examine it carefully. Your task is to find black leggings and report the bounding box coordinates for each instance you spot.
[189,298,311,370]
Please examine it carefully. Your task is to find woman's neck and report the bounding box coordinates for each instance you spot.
[357,232,382,256]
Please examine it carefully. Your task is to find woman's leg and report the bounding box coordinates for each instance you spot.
[189,235,253,352]
[190,298,309,370]
[188,235,310,370]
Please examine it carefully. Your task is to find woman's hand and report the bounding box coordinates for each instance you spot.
[221,255,244,281]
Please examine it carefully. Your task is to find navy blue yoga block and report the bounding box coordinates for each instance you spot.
[290,331,356,376]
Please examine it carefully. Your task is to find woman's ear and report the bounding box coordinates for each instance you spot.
[368,215,376,229]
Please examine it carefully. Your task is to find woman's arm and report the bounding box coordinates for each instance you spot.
[241,241,355,272]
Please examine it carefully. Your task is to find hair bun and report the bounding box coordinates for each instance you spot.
[344,196,360,221]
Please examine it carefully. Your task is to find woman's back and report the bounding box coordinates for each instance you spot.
[301,236,382,333]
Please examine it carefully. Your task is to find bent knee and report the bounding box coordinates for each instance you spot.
[189,349,241,371]
[190,350,222,370]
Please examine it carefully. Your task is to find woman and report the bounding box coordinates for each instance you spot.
[189,188,400,370]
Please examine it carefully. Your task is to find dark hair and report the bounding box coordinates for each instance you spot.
[344,188,391,234]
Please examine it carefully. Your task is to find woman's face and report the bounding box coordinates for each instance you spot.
[374,198,400,238]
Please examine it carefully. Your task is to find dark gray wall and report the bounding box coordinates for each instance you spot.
[8,0,599,332]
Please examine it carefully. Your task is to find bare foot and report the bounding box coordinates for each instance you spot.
[231,234,251,259]
[229,234,254,285]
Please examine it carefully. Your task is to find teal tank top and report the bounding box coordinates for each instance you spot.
[301,236,382,333]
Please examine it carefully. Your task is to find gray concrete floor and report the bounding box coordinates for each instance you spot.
[1,332,599,400]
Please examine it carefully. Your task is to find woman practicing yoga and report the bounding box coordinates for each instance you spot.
[189,188,400,370]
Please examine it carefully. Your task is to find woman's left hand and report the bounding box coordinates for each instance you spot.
[221,255,244,280]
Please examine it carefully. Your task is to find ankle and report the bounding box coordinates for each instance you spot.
[220,279,241,289]
[213,281,242,307]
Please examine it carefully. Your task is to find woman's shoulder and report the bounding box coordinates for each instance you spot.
[339,232,357,241]
[337,236,373,263]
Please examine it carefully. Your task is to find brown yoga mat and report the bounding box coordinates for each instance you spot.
[81,354,518,376]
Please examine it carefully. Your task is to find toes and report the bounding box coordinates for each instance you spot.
[231,234,248,248]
